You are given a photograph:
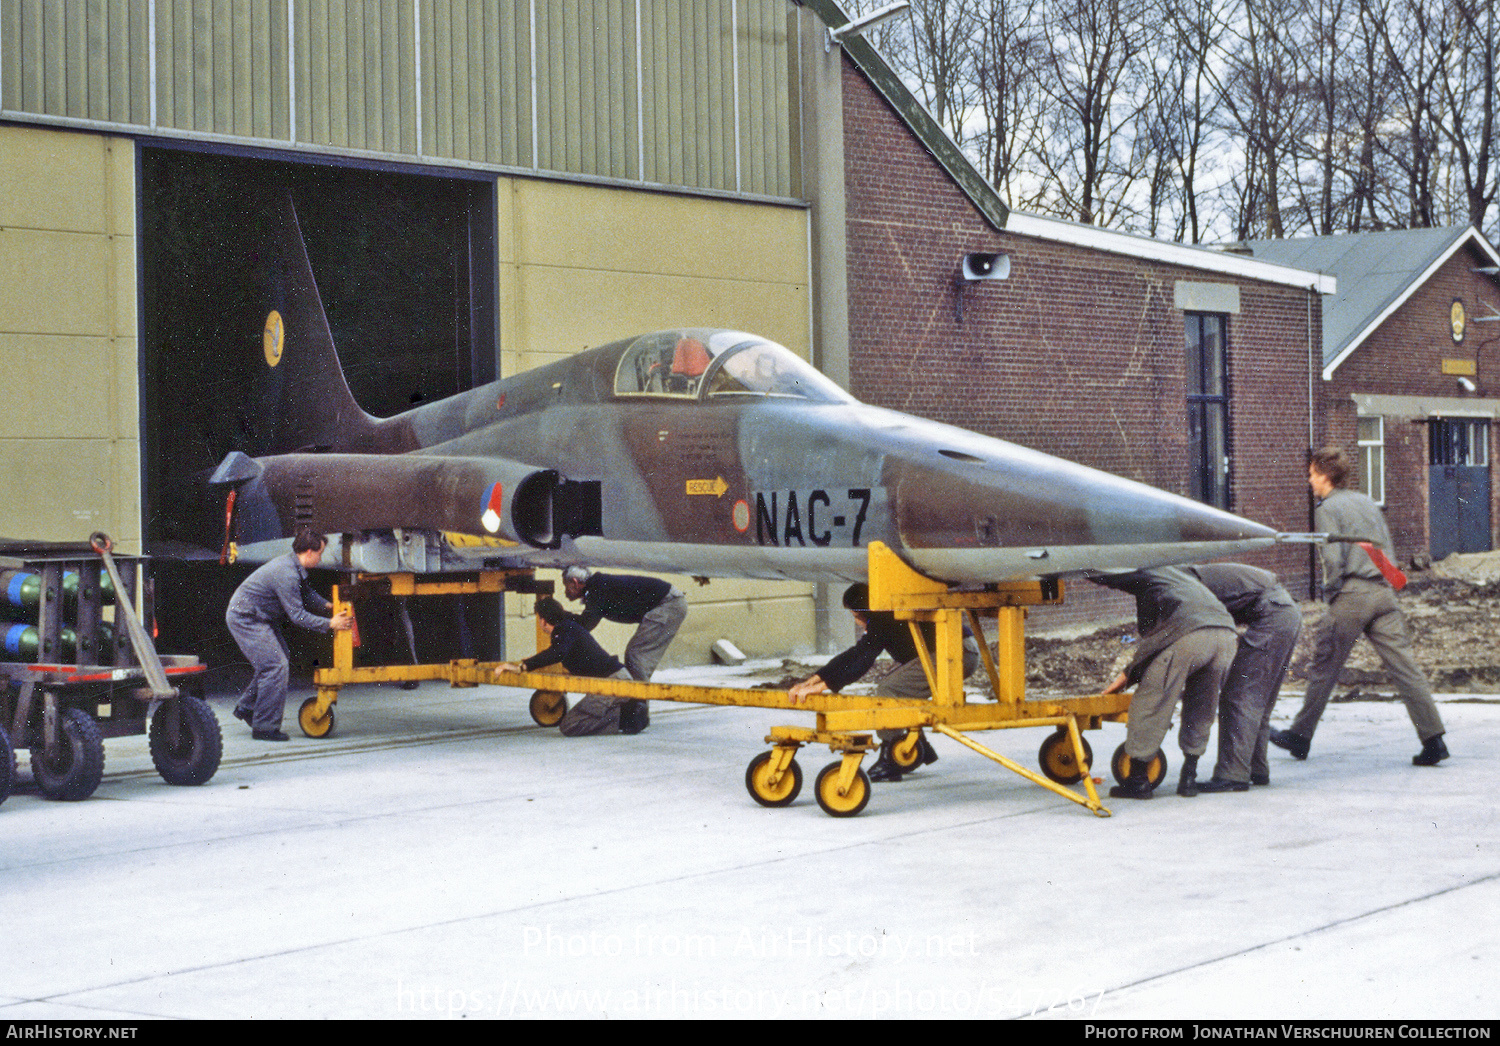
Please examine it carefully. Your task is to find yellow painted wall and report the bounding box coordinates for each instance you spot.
[0,124,139,551]
[494,178,819,667]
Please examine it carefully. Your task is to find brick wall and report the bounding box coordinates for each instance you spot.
[1322,242,1500,566]
[839,57,1320,626]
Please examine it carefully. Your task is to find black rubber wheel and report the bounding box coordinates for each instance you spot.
[882,732,924,772]
[745,750,803,807]
[0,725,13,809]
[150,695,223,786]
[31,708,105,801]
[529,690,569,727]
[814,760,872,818]
[1038,728,1093,785]
[1110,742,1167,788]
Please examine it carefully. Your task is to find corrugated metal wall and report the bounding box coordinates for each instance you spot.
[0,0,797,199]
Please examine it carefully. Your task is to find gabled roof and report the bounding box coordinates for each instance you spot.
[1244,226,1500,378]
[801,0,1336,293]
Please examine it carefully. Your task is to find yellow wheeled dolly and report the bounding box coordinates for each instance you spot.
[304,567,549,738]
[443,543,1134,817]
[309,545,1134,816]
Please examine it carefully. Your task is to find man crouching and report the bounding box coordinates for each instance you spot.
[493,597,648,736]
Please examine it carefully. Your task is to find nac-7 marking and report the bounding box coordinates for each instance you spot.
[754,488,871,547]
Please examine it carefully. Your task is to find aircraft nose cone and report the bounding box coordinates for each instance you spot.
[891,446,1278,581]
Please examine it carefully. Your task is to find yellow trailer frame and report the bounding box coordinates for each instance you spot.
[301,567,548,738]
[310,543,1132,817]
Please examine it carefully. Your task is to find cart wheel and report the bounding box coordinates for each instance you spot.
[298,697,336,739]
[31,708,105,801]
[529,690,568,727]
[1038,728,1093,785]
[1110,742,1167,788]
[883,731,924,772]
[814,760,872,818]
[0,726,13,808]
[150,695,223,786]
[745,751,803,807]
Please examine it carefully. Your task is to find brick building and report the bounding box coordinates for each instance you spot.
[1249,227,1500,571]
[803,12,1335,618]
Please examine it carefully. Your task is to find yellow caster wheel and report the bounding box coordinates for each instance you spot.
[745,751,803,807]
[1038,728,1093,785]
[298,697,335,739]
[814,760,871,818]
[1111,742,1167,788]
[529,690,569,727]
[884,731,924,772]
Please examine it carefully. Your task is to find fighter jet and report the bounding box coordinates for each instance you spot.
[207,196,1280,582]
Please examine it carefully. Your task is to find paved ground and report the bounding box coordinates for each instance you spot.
[0,665,1494,1020]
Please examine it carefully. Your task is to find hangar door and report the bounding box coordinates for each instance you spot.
[139,146,498,669]
[1428,418,1491,559]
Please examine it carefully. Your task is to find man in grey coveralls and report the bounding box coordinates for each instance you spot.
[1270,447,1449,766]
[226,528,353,741]
[1093,567,1239,799]
[1186,563,1302,790]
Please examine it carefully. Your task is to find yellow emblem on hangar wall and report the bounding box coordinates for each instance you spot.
[264,310,285,367]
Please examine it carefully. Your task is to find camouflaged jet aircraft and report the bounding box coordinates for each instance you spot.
[208,197,1281,581]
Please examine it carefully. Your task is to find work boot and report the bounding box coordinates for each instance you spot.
[1177,754,1200,798]
[1108,757,1154,800]
[618,699,650,735]
[917,731,940,766]
[1412,733,1449,766]
[232,705,253,726]
[1198,776,1251,793]
[1269,729,1310,760]
[1250,770,1271,786]
[867,751,903,783]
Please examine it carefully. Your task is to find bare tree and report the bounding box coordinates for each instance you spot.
[1343,0,1398,230]
[1440,0,1499,234]
[1361,0,1448,227]
[1034,0,1154,225]
[1216,0,1315,238]
[1142,0,1236,242]
[972,0,1051,208]
[833,0,1500,240]
[853,0,983,147]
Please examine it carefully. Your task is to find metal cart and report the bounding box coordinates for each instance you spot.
[0,533,217,804]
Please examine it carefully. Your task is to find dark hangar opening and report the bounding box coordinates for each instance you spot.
[139,145,501,674]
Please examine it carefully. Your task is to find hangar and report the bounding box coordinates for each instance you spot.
[1,0,1331,668]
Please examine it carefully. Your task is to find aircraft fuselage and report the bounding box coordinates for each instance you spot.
[219,328,1277,583]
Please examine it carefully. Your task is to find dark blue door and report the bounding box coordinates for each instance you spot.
[1428,419,1491,559]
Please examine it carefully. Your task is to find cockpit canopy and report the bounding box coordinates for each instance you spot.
[613,329,852,404]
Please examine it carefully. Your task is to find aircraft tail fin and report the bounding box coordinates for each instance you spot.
[245,192,397,456]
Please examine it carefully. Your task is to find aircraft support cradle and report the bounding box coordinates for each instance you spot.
[309,542,1134,817]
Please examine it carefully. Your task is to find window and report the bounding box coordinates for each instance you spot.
[1185,313,1230,509]
[1429,418,1490,467]
[1356,416,1385,505]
